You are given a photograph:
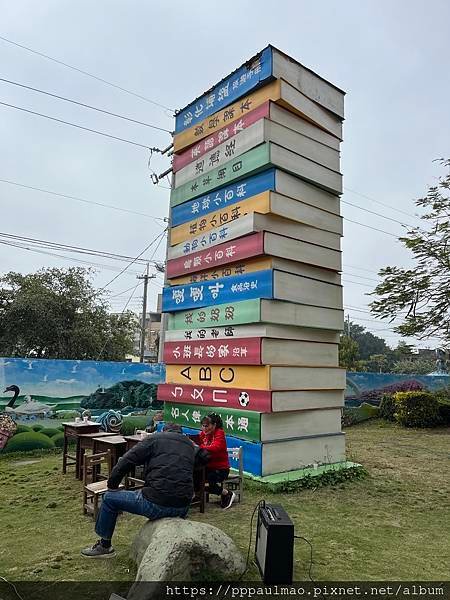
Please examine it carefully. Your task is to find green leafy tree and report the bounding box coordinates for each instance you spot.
[0,267,137,360]
[348,322,391,361]
[371,159,450,343]
[366,353,390,373]
[392,358,436,375]
[392,341,415,359]
[80,381,161,410]
[339,335,360,369]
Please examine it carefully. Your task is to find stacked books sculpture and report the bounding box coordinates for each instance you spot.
[159,46,346,477]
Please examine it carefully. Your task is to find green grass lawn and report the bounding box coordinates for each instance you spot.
[0,420,449,582]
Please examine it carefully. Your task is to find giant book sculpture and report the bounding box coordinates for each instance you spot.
[161,46,347,478]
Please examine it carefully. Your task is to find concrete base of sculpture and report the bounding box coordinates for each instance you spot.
[127,517,245,598]
[248,460,362,485]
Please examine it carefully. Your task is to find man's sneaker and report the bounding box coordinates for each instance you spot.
[81,540,115,558]
[221,491,236,510]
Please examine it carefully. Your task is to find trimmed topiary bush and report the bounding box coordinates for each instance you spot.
[437,398,450,425]
[14,424,32,434]
[4,432,55,453]
[39,427,62,438]
[379,394,397,422]
[51,432,65,447]
[430,389,450,426]
[342,403,379,426]
[360,402,379,419]
[394,391,441,428]
[31,424,44,432]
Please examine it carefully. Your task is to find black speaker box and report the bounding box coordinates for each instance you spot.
[255,502,294,584]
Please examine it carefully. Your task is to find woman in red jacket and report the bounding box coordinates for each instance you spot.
[199,413,235,509]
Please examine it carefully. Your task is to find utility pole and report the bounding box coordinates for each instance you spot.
[346,314,351,338]
[158,224,170,364]
[137,263,156,363]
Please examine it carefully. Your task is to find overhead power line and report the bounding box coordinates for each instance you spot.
[343,217,399,238]
[0,37,426,241]
[342,278,374,289]
[0,231,162,266]
[0,100,167,151]
[0,34,174,112]
[0,175,403,243]
[343,263,381,275]
[344,305,373,314]
[344,186,422,222]
[0,177,167,223]
[0,174,407,241]
[342,198,416,229]
[0,77,172,133]
[99,228,168,292]
[342,270,379,284]
[0,104,417,240]
[109,297,143,303]
[98,279,143,360]
[345,304,410,321]
[0,239,143,276]
[346,315,403,330]
[109,283,144,298]
[0,230,391,288]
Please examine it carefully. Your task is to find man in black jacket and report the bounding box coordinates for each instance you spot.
[81,423,195,558]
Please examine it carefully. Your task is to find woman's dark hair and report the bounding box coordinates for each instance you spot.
[162,422,182,433]
[201,413,223,429]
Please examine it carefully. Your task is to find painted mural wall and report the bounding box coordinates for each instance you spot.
[2,357,447,413]
[346,371,449,404]
[0,358,166,411]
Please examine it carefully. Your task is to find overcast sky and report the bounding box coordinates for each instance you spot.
[1,0,449,350]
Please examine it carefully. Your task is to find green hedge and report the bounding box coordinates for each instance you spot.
[31,424,44,432]
[4,432,55,453]
[51,432,65,447]
[379,394,397,421]
[14,424,32,434]
[431,389,450,425]
[394,391,441,428]
[120,416,150,436]
[437,398,450,427]
[437,398,450,425]
[54,410,80,420]
[342,403,379,426]
[39,427,62,438]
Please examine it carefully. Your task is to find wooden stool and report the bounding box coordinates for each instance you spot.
[77,431,118,480]
[83,451,124,519]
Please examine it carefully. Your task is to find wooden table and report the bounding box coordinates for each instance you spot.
[77,431,117,480]
[92,435,127,470]
[62,421,101,475]
[124,433,151,451]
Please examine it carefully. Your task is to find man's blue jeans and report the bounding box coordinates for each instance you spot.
[95,490,189,540]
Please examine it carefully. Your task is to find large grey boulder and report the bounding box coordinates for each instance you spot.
[130,517,245,583]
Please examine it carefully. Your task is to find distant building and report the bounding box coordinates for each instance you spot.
[415,348,437,361]
[132,311,162,362]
